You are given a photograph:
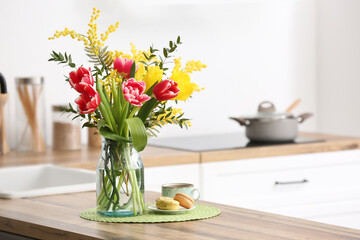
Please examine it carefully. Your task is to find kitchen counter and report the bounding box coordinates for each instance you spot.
[200,132,360,163]
[0,145,199,169]
[1,133,360,239]
[1,132,360,169]
[1,191,360,240]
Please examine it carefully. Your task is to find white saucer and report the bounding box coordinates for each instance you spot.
[148,205,196,214]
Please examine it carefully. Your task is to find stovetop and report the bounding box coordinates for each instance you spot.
[148,132,324,152]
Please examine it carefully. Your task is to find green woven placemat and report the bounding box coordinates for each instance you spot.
[80,203,221,223]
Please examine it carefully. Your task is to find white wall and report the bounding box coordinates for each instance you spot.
[0,0,317,148]
[317,0,360,137]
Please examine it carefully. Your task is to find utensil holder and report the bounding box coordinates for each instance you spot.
[15,77,46,152]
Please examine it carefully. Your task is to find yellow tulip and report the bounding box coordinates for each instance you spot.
[142,66,163,91]
[170,69,198,101]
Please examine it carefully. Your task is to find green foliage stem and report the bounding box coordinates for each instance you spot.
[48,51,76,68]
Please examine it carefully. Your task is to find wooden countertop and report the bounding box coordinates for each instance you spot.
[1,133,360,239]
[1,132,360,170]
[1,191,360,240]
[0,145,199,170]
[200,132,360,163]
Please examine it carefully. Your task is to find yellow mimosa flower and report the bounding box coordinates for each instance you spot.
[169,58,204,101]
[184,60,207,74]
[129,43,153,63]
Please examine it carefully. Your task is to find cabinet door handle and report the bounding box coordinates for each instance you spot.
[274,179,308,185]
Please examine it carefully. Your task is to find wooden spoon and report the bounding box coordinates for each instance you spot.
[0,94,9,154]
[0,73,9,154]
[286,99,301,113]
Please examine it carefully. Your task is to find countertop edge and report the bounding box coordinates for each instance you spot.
[1,191,360,240]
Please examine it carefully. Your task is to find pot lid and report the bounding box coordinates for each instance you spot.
[242,101,294,120]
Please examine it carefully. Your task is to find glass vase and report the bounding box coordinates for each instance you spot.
[96,137,145,217]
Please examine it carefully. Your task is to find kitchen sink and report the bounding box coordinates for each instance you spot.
[0,164,95,198]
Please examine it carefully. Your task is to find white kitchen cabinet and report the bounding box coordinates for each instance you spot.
[200,149,360,228]
[270,198,360,230]
[145,163,200,194]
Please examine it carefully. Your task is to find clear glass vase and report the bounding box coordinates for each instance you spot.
[96,137,145,217]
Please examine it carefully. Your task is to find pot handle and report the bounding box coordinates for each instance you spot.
[258,101,276,113]
[297,113,313,123]
[229,117,248,126]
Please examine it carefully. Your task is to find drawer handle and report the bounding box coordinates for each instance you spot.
[275,179,308,185]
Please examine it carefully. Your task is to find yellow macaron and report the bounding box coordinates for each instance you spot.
[156,196,180,210]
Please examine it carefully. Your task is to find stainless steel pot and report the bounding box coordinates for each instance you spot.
[230,101,313,142]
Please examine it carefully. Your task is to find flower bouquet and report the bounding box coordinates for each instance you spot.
[49,8,206,216]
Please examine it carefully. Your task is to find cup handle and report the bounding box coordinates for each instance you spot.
[191,188,200,201]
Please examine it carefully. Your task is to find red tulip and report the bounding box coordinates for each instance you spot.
[122,78,151,107]
[114,57,137,79]
[69,67,94,93]
[152,79,180,101]
[75,85,101,114]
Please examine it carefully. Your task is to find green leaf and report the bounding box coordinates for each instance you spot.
[94,65,103,75]
[118,101,129,135]
[177,36,181,44]
[102,85,112,108]
[86,54,98,60]
[126,117,147,152]
[111,77,122,128]
[96,78,117,132]
[163,48,168,58]
[58,52,64,61]
[144,81,158,96]
[99,127,131,143]
[129,61,136,78]
[102,46,108,54]
[94,109,101,119]
[52,51,59,58]
[97,119,110,129]
[55,104,77,114]
[72,115,81,121]
[137,98,158,122]
[82,122,95,128]
[49,51,76,68]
